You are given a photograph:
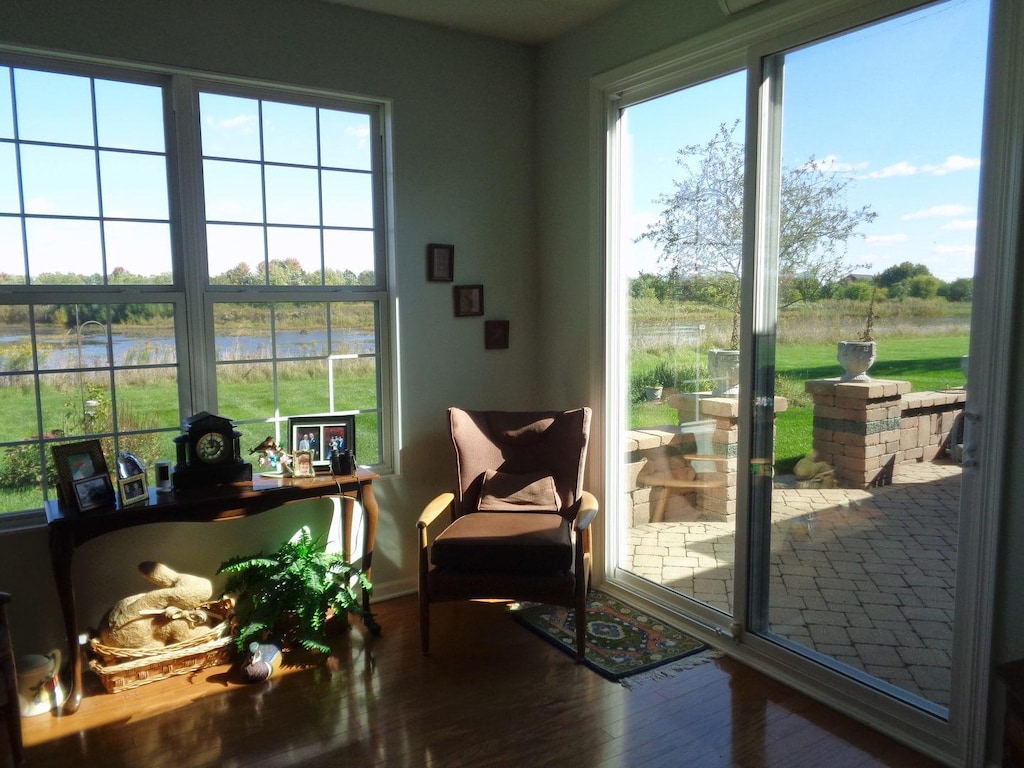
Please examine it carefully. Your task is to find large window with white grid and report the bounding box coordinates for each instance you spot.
[0,55,391,521]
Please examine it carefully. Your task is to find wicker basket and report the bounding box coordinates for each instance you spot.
[88,619,235,693]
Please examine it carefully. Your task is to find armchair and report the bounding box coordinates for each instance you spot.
[417,407,599,659]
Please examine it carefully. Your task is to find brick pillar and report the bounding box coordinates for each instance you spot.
[806,378,911,488]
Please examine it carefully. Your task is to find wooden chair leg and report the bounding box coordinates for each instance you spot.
[419,593,430,656]
[575,590,587,660]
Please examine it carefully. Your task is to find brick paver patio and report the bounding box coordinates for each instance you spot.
[626,459,960,706]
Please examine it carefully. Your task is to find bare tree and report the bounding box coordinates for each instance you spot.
[638,120,875,346]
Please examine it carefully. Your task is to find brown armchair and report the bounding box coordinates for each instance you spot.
[417,407,599,659]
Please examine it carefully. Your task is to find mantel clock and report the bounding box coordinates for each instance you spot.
[172,412,252,490]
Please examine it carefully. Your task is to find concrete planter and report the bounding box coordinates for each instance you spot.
[837,340,876,381]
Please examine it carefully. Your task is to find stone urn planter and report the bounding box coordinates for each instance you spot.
[708,348,741,396]
[837,340,876,381]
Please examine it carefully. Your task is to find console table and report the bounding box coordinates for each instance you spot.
[45,469,380,714]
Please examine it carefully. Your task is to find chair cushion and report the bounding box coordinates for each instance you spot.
[477,469,560,512]
[431,512,573,573]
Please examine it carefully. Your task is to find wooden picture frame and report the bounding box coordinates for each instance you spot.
[287,413,357,470]
[73,473,116,513]
[118,472,149,505]
[427,243,455,282]
[454,284,484,317]
[484,320,510,349]
[291,449,316,478]
[52,440,111,510]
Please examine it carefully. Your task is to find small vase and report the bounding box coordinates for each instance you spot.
[644,386,663,402]
[837,341,876,381]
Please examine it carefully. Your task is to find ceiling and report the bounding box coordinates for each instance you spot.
[319,0,635,46]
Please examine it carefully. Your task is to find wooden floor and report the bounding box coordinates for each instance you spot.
[10,594,942,768]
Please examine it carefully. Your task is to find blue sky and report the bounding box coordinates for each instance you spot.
[622,0,989,282]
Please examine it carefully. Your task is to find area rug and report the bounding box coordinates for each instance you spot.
[511,591,717,683]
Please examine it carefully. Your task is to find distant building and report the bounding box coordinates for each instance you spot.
[843,273,874,283]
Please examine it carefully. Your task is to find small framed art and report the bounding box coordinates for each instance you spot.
[52,440,112,511]
[454,284,484,317]
[73,473,116,513]
[485,320,510,349]
[292,449,316,478]
[118,473,149,505]
[427,243,455,282]
[287,413,357,470]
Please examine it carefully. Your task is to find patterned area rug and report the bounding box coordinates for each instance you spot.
[512,591,715,682]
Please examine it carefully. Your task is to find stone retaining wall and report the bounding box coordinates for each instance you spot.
[807,379,965,488]
[624,381,965,525]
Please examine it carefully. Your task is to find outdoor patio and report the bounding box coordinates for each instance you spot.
[626,458,960,707]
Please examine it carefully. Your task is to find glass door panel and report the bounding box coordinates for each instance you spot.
[756,0,988,711]
[619,72,745,616]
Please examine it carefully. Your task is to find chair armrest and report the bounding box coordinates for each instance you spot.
[574,490,599,532]
[418,492,455,531]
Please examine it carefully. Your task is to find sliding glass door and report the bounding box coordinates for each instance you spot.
[608,0,994,754]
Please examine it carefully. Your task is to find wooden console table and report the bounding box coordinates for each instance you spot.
[44,469,380,714]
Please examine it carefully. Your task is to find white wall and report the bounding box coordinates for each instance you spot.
[0,0,543,652]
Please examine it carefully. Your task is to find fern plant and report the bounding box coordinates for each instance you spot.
[217,527,371,654]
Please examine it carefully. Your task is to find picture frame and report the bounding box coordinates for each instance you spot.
[484,320,510,350]
[291,449,316,478]
[427,243,455,282]
[454,284,484,317]
[73,473,116,513]
[118,472,149,506]
[287,413,357,470]
[52,440,111,510]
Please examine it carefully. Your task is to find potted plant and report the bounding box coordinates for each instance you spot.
[838,290,878,381]
[217,527,371,655]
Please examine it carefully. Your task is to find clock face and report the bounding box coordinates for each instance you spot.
[195,431,227,463]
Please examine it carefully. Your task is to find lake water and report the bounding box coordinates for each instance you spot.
[0,327,376,369]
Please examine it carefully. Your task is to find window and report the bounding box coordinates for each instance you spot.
[0,58,391,520]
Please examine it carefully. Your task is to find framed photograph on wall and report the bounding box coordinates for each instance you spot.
[427,243,455,282]
[52,440,111,510]
[287,413,357,470]
[485,320,510,350]
[453,284,484,317]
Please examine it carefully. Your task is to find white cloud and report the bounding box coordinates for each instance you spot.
[901,204,971,220]
[923,155,981,175]
[861,155,980,180]
[812,154,869,173]
[941,219,978,231]
[219,114,258,131]
[865,233,909,245]
[865,161,918,179]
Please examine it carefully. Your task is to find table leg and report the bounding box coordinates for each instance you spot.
[49,528,82,714]
[359,481,381,635]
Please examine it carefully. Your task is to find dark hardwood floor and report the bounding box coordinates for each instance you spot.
[11,594,942,768]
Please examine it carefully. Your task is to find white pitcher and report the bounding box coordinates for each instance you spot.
[17,648,67,717]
